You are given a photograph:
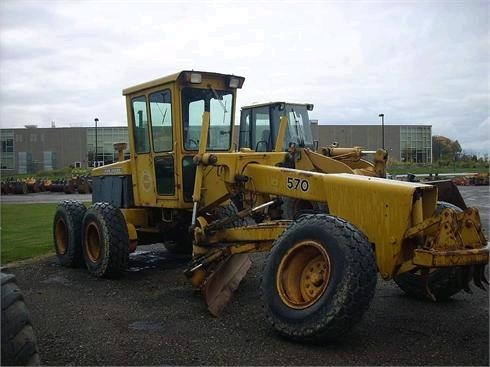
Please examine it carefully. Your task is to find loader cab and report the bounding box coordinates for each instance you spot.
[123,71,244,208]
[239,102,315,152]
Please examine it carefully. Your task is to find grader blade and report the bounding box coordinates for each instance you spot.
[202,254,252,316]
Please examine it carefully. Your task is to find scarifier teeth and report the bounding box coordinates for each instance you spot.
[473,265,489,290]
[482,272,489,286]
[460,267,473,294]
[473,274,483,290]
[425,286,437,301]
[422,268,437,301]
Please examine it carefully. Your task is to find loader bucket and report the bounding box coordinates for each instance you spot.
[427,180,467,210]
[202,254,252,316]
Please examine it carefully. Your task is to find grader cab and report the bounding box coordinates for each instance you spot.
[239,101,467,210]
[53,70,488,343]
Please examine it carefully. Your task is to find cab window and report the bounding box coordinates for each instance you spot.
[239,109,251,149]
[284,106,314,150]
[150,89,173,152]
[252,107,271,151]
[132,96,150,153]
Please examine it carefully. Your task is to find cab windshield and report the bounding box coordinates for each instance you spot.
[239,103,314,151]
[182,87,233,151]
[283,104,314,150]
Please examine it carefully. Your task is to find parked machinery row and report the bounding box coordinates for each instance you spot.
[1,175,92,195]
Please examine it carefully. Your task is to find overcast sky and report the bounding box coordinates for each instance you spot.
[0,0,488,152]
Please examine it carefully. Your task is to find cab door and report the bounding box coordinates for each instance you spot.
[129,89,177,207]
[130,95,157,206]
[148,89,177,202]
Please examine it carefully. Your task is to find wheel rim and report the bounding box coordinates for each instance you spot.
[276,240,331,309]
[85,221,101,262]
[55,218,68,255]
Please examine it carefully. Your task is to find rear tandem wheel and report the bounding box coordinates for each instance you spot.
[53,200,87,267]
[261,214,377,343]
[82,202,129,278]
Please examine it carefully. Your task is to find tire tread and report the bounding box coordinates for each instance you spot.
[53,200,86,267]
[261,214,377,343]
[1,273,40,366]
[83,202,129,278]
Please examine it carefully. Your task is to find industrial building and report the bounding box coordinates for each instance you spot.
[312,123,432,164]
[1,126,129,174]
[0,123,431,174]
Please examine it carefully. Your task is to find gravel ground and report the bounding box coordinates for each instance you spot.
[3,186,489,366]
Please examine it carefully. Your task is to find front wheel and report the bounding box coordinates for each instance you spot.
[82,203,129,278]
[261,214,377,343]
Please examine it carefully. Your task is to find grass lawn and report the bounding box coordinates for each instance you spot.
[1,203,71,264]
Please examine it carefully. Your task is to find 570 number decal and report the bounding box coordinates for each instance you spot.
[287,177,309,192]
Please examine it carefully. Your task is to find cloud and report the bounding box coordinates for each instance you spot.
[0,0,488,153]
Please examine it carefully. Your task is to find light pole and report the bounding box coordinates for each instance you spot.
[94,118,99,167]
[378,113,385,149]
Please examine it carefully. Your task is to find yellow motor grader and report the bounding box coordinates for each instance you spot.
[53,70,488,343]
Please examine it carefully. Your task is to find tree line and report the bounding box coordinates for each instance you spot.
[432,135,488,166]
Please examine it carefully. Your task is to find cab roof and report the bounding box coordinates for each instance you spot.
[122,70,245,96]
[241,101,313,110]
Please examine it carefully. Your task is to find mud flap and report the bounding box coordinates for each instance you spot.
[202,254,252,316]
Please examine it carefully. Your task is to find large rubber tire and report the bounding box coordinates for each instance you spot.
[53,200,87,267]
[394,201,466,301]
[261,214,377,343]
[82,202,129,278]
[13,182,28,195]
[1,272,40,366]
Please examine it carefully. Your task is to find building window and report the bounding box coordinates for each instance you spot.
[400,126,432,164]
[43,151,56,171]
[1,131,14,169]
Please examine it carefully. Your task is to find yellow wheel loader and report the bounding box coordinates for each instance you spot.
[53,71,488,343]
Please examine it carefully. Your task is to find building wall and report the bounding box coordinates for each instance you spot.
[314,125,431,164]
[315,125,402,160]
[12,127,87,173]
[1,126,129,174]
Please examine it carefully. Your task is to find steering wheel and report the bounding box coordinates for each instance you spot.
[187,139,199,149]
